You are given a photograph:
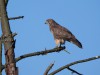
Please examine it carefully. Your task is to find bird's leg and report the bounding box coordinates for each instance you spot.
[59,42,66,48]
[55,44,62,52]
[55,43,61,50]
[55,45,59,48]
[55,43,61,48]
[59,43,62,48]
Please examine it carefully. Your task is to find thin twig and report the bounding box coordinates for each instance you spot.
[12,33,17,37]
[48,55,100,75]
[8,16,24,20]
[44,62,55,75]
[64,49,71,54]
[67,67,82,75]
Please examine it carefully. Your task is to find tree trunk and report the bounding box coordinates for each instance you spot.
[0,37,2,75]
[0,0,18,75]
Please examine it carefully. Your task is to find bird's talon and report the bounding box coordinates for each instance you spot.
[63,46,66,49]
[59,46,65,49]
[46,19,82,49]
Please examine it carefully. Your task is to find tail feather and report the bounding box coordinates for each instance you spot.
[71,39,82,48]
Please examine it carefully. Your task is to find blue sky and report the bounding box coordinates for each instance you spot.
[1,0,100,75]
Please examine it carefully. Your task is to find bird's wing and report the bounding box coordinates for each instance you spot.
[51,24,75,40]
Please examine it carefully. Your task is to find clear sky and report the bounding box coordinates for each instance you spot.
[1,0,100,75]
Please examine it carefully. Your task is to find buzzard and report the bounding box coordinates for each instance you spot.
[45,19,82,48]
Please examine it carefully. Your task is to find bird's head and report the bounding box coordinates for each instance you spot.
[45,19,55,25]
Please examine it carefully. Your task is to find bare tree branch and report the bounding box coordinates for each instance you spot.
[16,47,65,62]
[1,47,65,70]
[67,67,82,75]
[48,55,100,75]
[8,16,24,20]
[44,62,55,75]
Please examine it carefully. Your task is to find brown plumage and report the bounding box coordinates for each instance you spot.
[45,19,82,48]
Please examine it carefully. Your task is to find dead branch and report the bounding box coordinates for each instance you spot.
[8,16,24,20]
[67,67,82,75]
[15,47,65,62]
[44,62,55,75]
[48,55,100,75]
[2,47,65,70]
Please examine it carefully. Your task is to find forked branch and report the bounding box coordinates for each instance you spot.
[48,55,100,75]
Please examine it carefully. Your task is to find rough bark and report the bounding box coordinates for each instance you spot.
[0,0,18,75]
[0,37,2,75]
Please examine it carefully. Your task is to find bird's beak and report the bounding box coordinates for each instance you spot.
[45,21,47,24]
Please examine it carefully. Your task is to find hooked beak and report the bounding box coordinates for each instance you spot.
[45,21,48,24]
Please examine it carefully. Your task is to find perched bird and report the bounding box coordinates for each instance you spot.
[45,19,82,48]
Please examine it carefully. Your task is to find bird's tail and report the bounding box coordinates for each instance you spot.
[71,39,82,48]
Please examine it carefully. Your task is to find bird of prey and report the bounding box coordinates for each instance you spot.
[45,19,82,48]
